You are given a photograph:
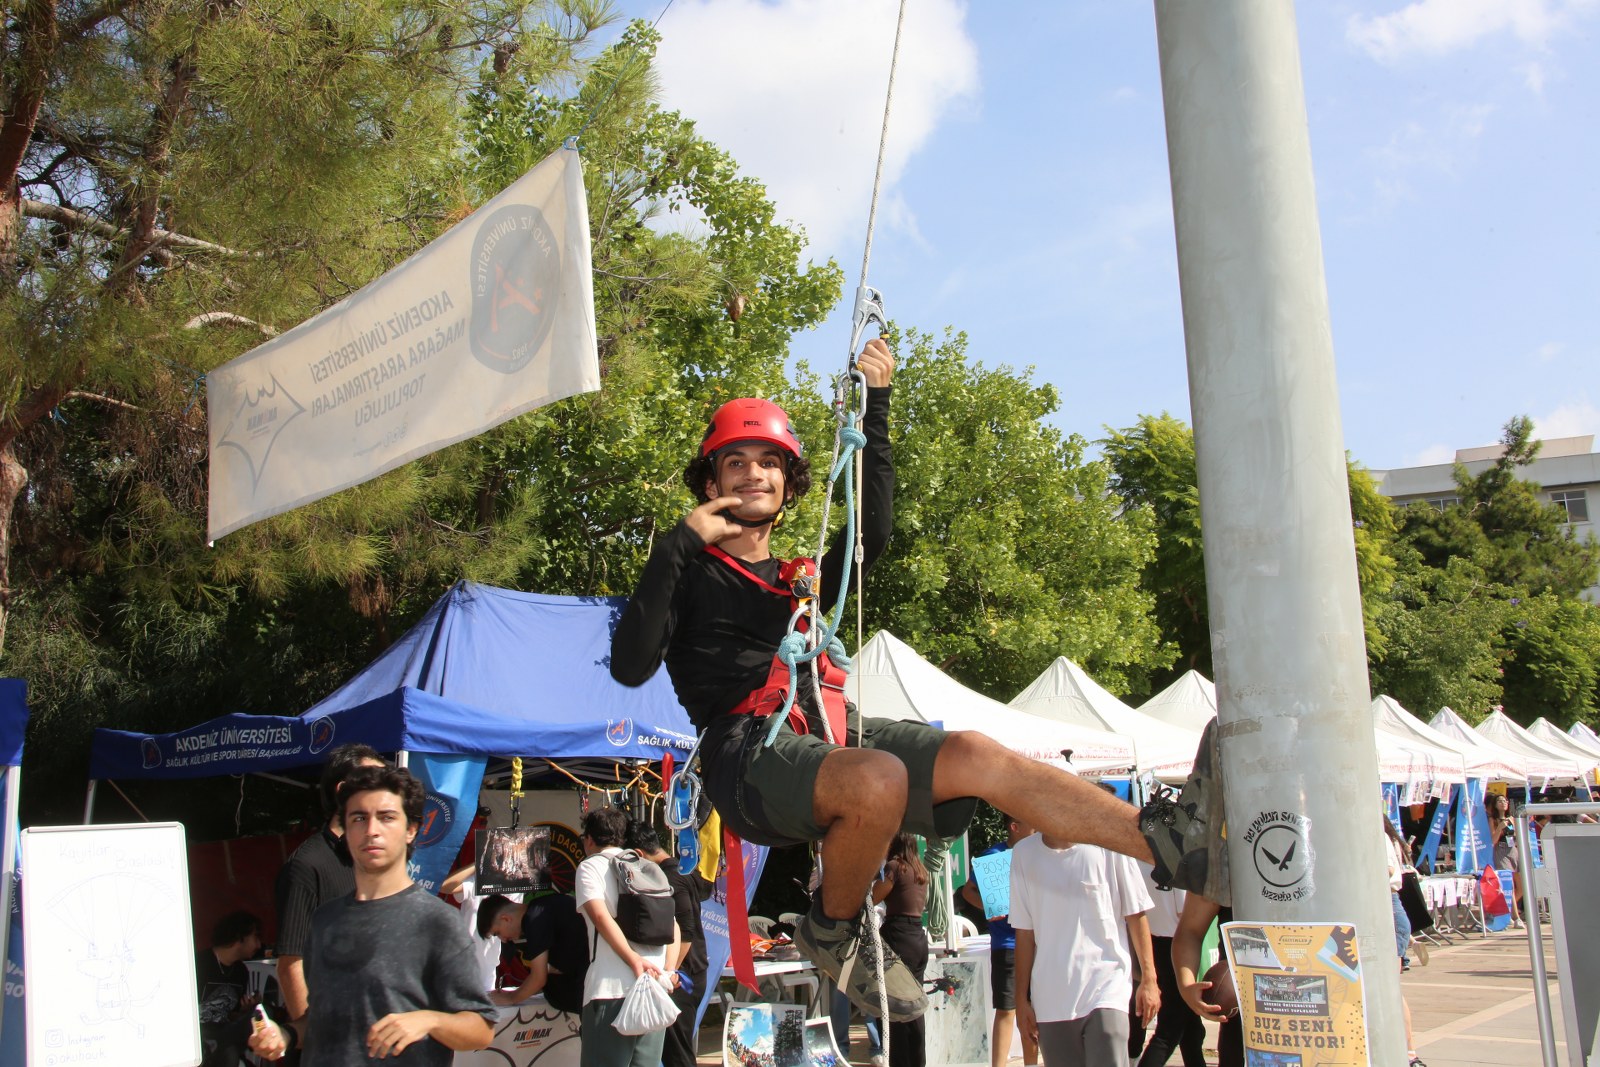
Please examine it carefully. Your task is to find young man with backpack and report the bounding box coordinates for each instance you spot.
[574,807,680,1067]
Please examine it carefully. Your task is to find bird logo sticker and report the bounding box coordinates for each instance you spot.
[1244,810,1314,899]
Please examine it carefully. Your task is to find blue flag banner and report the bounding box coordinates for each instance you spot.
[1383,783,1403,832]
[406,753,485,894]
[695,838,768,1028]
[1,771,21,1063]
[1418,796,1452,870]
[1455,780,1492,873]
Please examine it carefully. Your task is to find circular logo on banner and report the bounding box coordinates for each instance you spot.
[307,716,336,755]
[141,738,163,770]
[538,822,585,893]
[605,718,633,748]
[417,795,454,848]
[469,204,561,374]
[1244,810,1314,900]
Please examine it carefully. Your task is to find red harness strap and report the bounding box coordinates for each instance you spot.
[704,545,850,743]
[703,545,852,992]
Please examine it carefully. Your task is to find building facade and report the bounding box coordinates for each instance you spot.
[1371,435,1599,603]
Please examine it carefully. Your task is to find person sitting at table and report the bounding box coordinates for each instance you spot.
[478,890,590,1014]
[198,910,263,1067]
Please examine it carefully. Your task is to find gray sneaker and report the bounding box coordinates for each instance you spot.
[794,910,926,1022]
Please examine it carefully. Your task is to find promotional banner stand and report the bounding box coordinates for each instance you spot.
[1153,1,1403,1059]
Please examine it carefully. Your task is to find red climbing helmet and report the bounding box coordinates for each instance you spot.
[699,398,804,459]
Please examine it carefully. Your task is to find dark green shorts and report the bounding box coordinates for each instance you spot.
[701,707,979,847]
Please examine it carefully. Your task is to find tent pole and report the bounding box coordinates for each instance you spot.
[83,779,98,824]
[1516,800,1557,1067]
[0,763,18,1043]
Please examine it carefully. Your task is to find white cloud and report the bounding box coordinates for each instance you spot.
[1348,0,1599,64]
[650,0,979,257]
[1523,60,1548,93]
[1405,443,1456,467]
[1534,399,1600,440]
[1534,340,1565,363]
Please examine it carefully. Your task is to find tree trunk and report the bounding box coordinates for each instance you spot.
[0,444,28,660]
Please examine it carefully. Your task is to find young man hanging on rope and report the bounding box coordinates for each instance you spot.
[610,337,1183,1022]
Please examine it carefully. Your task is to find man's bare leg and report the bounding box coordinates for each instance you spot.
[812,747,907,919]
[931,731,1154,863]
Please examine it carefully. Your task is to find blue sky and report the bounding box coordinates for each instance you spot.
[607,0,1599,470]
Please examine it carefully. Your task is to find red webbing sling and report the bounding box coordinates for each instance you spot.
[703,544,851,992]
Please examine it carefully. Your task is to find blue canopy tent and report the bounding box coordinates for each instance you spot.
[89,583,695,799]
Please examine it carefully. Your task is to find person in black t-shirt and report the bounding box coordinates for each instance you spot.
[250,765,495,1066]
[478,891,589,1014]
[624,820,709,1067]
[609,339,1160,1022]
[198,910,263,1067]
[274,744,386,1025]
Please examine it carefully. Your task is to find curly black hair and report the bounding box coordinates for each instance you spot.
[682,452,813,505]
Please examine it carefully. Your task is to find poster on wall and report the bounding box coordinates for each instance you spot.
[476,826,553,896]
[1222,921,1370,1067]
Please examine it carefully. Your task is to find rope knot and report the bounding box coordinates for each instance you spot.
[840,426,867,450]
[778,632,808,667]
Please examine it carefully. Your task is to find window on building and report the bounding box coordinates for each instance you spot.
[1550,489,1589,524]
[1420,495,1460,512]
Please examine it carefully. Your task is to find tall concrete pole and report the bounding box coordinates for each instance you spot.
[1152,3,1403,1062]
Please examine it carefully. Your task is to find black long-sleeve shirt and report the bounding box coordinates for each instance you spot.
[610,387,894,731]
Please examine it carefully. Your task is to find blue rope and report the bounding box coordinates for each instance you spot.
[762,420,868,746]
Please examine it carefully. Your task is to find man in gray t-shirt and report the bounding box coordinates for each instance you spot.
[251,766,495,1066]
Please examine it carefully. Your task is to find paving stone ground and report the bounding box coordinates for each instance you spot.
[692,926,1566,1066]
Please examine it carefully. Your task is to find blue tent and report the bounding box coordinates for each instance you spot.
[90,582,695,779]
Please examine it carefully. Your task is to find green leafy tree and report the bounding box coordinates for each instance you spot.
[865,329,1168,699]
[1401,416,1600,599]
[0,0,618,656]
[1102,413,1396,692]
[1380,416,1600,723]
[3,17,850,826]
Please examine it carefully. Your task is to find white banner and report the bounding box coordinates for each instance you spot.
[207,146,598,540]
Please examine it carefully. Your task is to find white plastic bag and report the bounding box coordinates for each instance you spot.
[612,973,680,1036]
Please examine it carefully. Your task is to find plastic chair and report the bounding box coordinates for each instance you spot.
[747,914,775,938]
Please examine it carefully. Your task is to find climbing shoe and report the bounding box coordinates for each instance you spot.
[1140,717,1230,901]
[794,907,926,1023]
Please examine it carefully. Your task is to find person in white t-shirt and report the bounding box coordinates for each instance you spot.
[1011,829,1158,1067]
[443,863,504,994]
[573,808,678,1067]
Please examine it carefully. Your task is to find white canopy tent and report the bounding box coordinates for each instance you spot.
[1368,696,1469,797]
[1571,721,1600,754]
[1009,658,1201,780]
[1527,718,1600,783]
[849,631,1138,774]
[1138,670,1218,732]
[1473,710,1588,783]
[1426,706,1532,782]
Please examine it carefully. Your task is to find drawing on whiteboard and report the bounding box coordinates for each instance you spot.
[50,872,171,1035]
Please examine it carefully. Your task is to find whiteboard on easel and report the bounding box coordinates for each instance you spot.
[21,822,199,1067]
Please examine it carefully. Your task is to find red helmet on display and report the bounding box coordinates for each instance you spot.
[699,398,803,459]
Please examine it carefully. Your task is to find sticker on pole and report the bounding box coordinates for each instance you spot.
[1242,809,1315,901]
[1222,921,1370,1066]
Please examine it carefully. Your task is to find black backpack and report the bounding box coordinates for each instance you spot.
[608,850,677,946]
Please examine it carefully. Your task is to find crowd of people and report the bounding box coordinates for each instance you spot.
[188,347,1462,1067]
